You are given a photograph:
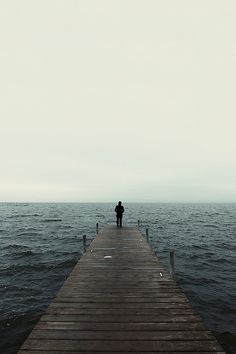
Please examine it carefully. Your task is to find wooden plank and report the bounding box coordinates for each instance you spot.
[53,296,189,303]
[19,351,226,354]
[62,281,177,286]
[57,287,183,292]
[29,329,215,340]
[18,225,225,353]
[57,293,185,299]
[50,302,193,309]
[46,308,197,316]
[21,339,224,352]
[40,314,202,323]
[35,321,208,331]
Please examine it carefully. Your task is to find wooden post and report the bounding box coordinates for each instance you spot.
[96,223,99,234]
[146,228,149,243]
[169,250,175,280]
[83,235,87,253]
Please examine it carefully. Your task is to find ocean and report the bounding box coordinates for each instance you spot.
[0,202,235,353]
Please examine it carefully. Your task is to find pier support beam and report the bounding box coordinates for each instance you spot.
[146,228,149,243]
[83,234,87,253]
[169,250,175,280]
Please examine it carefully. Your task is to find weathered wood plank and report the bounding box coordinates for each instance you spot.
[53,296,189,303]
[41,313,203,323]
[46,308,196,316]
[19,351,226,354]
[50,302,193,309]
[35,321,208,331]
[55,291,185,298]
[28,329,215,341]
[21,339,224,352]
[61,281,175,285]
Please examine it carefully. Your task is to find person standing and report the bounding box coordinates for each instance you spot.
[115,201,124,227]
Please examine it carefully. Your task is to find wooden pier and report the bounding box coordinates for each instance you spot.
[18,225,225,353]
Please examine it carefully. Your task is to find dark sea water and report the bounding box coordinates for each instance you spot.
[0,202,235,353]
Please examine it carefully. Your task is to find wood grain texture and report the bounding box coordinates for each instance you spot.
[18,225,225,353]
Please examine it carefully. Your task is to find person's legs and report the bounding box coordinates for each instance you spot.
[119,215,123,227]
[116,215,119,227]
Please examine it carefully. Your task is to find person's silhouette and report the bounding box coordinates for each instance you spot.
[115,201,124,227]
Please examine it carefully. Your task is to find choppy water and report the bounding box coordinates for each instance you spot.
[0,203,235,353]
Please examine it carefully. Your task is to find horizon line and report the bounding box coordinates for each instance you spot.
[0,201,236,204]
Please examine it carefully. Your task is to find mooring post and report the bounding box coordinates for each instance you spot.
[146,228,149,243]
[83,235,87,253]
[96,223,99,234]
[169,250,175,280]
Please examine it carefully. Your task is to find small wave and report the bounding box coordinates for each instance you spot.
[53,259,79,268]
[3,244,30,251]
[8,214,40,219]
[0,284,36,292]
[60,225,73,229]
[212,257,234,265]
[18,227,41,231]
[42,218,62,222]
[169,221,184,225]
[196,276,217,285]
[203,224,219,228]
[95,214,105,218]
[17,232,41,237]
[189,253,200,259]
[2,244,34,258]
[205,212,222,217]
[190,213,202,218]
[204,251,215,257]
[192,244,204,249]
[40,248,81,257]
[2,258,78,274]
[11,250,34,258]
[215,242,235,251]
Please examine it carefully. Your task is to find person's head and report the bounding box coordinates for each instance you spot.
[118,201,122,206]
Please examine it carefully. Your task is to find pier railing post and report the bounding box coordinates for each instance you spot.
[146,228,149,243]
[83,235,87,253]
[96,223,99,234]
[169,250,175,280]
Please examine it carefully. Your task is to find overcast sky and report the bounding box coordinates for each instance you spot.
[0,0,236,202]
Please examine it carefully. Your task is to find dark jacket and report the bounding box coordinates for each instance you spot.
[115,205,124,216]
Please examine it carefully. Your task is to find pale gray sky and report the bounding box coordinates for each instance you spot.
[1,0,236,202]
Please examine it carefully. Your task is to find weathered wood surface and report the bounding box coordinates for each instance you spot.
[18,225,225,353]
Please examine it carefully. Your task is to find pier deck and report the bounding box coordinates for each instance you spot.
[18,225,225,353]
